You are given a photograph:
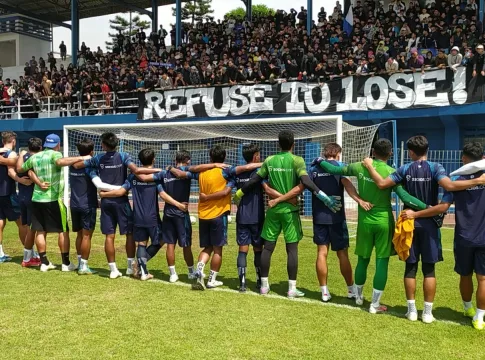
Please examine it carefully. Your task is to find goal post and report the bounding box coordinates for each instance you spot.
[63,115,382,237]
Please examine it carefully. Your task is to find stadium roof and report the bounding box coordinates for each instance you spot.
[0,0,178,27]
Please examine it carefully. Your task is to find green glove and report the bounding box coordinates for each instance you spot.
[233,189,244,204]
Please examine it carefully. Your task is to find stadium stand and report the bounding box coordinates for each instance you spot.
[1,1,484,118]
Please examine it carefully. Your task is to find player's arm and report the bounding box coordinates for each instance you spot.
[55,155,91,167]
[5,151,30,186]
[393,185,427,210]
[200,180,234,202]
[90,175,122,191]
[127,163,160,175]
[362,157,396,189]
[17,151,32,174]
[99,176,129,198]
[267,184,305,208]
[342,178,373,211]
[234,162,262,175]
[401,201,451,220]
[0,151,18,166]
[438,175,485,191]
[158,185,188,212]
[316,158,360,176]
[187,163,229,172]
[235,161,268,200]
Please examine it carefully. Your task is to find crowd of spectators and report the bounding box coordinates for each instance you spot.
[2,0,485,117]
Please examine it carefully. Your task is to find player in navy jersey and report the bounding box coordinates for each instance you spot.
[364,135,485,324]
[309,143,372,303]
[18,138,43,267]
[137,151,229,283]
[73,132,158,279]
[402,143,485,330]
[101,149,188,281]
[0,132,34,263]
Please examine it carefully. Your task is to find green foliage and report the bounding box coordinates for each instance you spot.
[172,0,214,25]
[224,4,276,20]
[105,13,151,50]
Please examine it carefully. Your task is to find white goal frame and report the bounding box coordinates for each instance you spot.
[63,115,343,207]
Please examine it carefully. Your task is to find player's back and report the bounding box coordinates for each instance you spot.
[235,168,264,225]
[161,166,191,218]
[447,172,485,246]
[69,166,98,210]
[310,160,345,224]
[0,150,15,197]
[18,153,33,201]
[262,152,304,214]
[95,151,130,203]
[29,149,63,202]
[198,167,232,220]
[125,173,161,227]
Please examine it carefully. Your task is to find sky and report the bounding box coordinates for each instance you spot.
[52,0,337,53]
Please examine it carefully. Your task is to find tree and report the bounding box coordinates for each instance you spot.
[105,13,151,50]
[172,0,214,25]
[224,4,275,20]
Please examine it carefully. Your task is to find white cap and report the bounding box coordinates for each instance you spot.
[451,46,460,52]
[477,44,484,49]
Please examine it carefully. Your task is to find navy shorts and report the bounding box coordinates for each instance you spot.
[406,222,443,264]
[0,194,20,222]
[100,200,133,235]
[313,222,349,251]
[162,214,192,247]
[71,207,97,232]
[454,244,485,276]
[236,223,262,247]
[133,223,162,245]
[19,197,32,226]
[199,214,228,248]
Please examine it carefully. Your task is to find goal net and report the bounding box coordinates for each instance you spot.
[64,116,383,238]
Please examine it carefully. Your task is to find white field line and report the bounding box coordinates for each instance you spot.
[120,276,465,327]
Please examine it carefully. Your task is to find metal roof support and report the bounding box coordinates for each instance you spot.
[151,0,158,32]
[175,0,181,47]
[71,0,79,65]
[0,2,71,29]
[307,0,312,36]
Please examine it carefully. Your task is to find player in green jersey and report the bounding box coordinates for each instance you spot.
[233,130,342,298]
[316,139,428,313]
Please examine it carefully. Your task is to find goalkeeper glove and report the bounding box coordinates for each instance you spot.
[233,189,244,204]
[316,191,342,213]
[311,157,325,167]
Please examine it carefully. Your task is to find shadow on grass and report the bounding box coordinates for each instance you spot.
[8,256,24,266]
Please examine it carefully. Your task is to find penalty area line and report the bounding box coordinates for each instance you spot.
[120,276,464,327]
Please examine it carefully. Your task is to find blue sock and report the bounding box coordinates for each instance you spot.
[237,251,247,287]
[137,245,149,275]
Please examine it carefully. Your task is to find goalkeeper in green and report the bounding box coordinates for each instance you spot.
[316,139,428,313]
[233,130,342,298]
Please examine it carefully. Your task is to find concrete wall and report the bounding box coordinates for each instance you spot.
[18,33,50,66]
[0,33,18,67]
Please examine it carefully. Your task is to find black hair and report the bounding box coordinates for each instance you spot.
[176,149,191,164]
[138,148,155,166]
[323,143,342,158]
[76,138,94,156]
[27,137,42,153]
[209,145,226,163]
[278,130,294,151]
[373,138,393,158]
[242,144,260,163]
[100,132,119,151]
[406,135,429,157]
[462,142,483,162]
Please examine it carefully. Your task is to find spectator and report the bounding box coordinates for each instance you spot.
[435,49,448,68]
[158,73,173,89]
[472,44,485,77]
[448,46,463,71]
[59,41,67,60]
[407,50,424,72]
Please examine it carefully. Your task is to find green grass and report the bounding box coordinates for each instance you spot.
[0,222,483,360]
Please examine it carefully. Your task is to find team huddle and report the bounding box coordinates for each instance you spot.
[1,130,485,329]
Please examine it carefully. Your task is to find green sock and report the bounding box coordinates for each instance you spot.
[373,257,390,291]
[355,256,370,286]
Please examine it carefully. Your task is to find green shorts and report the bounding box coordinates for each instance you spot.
[356,220,394,258]
[261,210,303,244]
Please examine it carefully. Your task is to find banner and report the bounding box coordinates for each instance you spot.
[138,67,483,121]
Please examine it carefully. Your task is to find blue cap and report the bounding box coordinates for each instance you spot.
[43,134,60,149]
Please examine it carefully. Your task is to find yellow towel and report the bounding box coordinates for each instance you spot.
[392,216,415,261]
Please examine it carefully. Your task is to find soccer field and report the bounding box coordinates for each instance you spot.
[0,222,483,360]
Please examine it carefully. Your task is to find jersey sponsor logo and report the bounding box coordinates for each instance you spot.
[406,174,431,182]
[358,172,375,183]
[101,163,123,170]
[163,177,180,183]
[268,166,293,172]
[70,172,85,177]
[236,177,250,183]
[132,180,154,186]
[466,185,485,191]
